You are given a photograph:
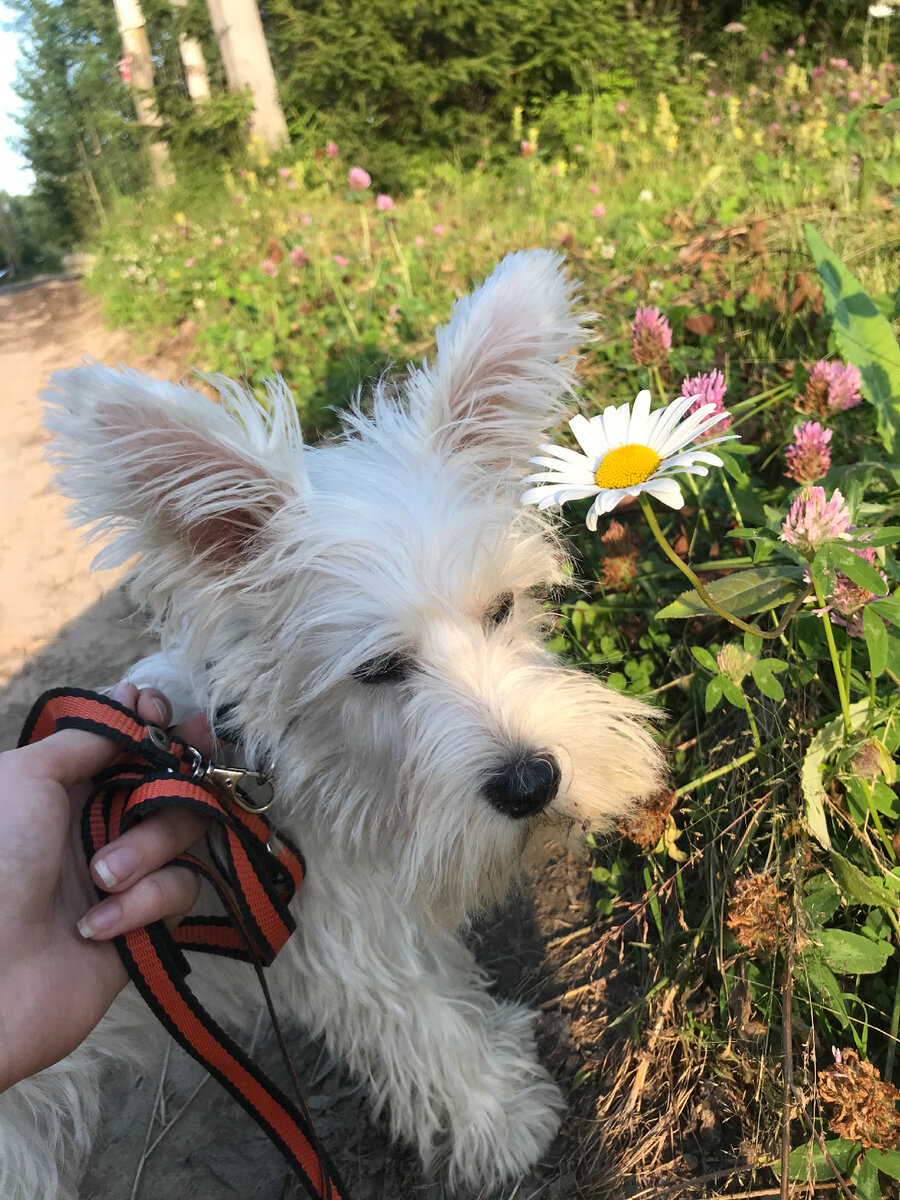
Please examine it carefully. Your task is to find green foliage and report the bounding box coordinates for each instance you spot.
[805,224,900,456]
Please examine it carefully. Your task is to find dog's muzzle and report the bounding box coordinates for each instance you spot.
[483,753,561,820]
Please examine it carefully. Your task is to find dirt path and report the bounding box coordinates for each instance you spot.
[0,276,161,745]
[0,279,601,1200]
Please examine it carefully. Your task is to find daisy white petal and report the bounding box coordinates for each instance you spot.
[569,414,607,459]
[533,443,593,468]
[645,392,699,448]
[627,389,652,440]
[525,456,595,478]
[657,449,724,472]
[643,477,685,508]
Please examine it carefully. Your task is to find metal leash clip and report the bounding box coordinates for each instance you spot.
[183,744,277,815]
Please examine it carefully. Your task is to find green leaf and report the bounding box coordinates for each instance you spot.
[801,701,870,849]
[751,659,787,702]
[863,604,888,678]
[855,1150,883,1200]
[705,676,724,713]
[866,1148,900,1180]
[804,874,841,924]
[818,928,893,975]
[795,951,852,1028]
[657,567,804,620]
[691,646,718,672]
[804,225,900,456]
[830,851,900,911]
[871,596,900,627]
[848,526,900,547]
[822,544,888,595]
[721,677,746,708]
[773,1136,860,1182]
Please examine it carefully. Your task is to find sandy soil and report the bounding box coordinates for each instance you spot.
[0,279,604,1200]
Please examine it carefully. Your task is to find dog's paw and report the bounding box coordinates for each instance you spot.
[441,1002,563,1191]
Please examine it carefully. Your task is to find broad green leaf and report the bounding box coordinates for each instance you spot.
[705,676,724,713]
[804,874,841,924]
[805,225,900,456]
[821,544,888,595]
[751,659,787,702]
[830,851,900,910]
[818,928,893,975]
[721,677,746,708]
[773,1136,860,1182]
[863,604,888,678]
[795,951,852,1028]
[871,595,900,627]
[865,1148,900,1180]
[848,526,900,547]
[855,1151,882,1200]
[801,701,870,849]
[657,567,804,620]
[691,646,718,672]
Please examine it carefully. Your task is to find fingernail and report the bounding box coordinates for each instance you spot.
[109,681,135,706]
[152,696,172,726]
[93,846,139,889]
[77,899,122,939]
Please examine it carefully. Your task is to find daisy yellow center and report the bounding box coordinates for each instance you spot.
[594,443,661,489]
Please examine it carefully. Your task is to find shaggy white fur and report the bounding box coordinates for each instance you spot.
[2,250,664,1197]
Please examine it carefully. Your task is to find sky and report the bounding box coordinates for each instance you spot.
[0,4,35,195]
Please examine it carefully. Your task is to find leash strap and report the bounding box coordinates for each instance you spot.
[19,688,347,1200]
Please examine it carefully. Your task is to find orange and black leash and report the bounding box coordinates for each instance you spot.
[19,687,347,1200]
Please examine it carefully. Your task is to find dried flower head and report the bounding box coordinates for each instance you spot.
[850,739,883,780]
[716,643,754,685]
[785,421,832,484]
[599,554,638,590]
[819,1048,900,1150]
[618,788,677,851]
[820,546,890,637]
[681,369,730,437]
[601,519,638,554]
[781,487,851,558]
[631,306,673,366]
[727,875,787,956]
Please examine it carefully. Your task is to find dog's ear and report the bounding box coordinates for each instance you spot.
[43,364,306,579]
[407,249,586,476]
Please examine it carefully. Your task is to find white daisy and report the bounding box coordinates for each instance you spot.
[521,389,734,531]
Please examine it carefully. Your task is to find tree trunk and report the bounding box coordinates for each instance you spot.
[111,0,175,187]
[170,0,212,102]
[205,0,288,152]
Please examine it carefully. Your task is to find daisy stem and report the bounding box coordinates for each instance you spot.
[811,575,853,740]
[651,365,668,405]
[638,495,809,641]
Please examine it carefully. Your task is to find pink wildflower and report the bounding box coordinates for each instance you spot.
[432,224,445,236]
[809,360,863,412]
[787,48,796,57]
[348,166,371,192]
[711,115,721,125]
[615,102,628,115]
[299,214,313,226]
[849,89,861,102]
[238,167,249,178]
[289,246,310,267]
[785,422,832,484]
[812,66,826,78]
[521,140,534,157]
[681,370,730,437]
[775,65,785,76]
[822,547,890,637]
[591,204,606,218]
[233,194,246,204]
[212,235,224,248]
[287,180,298,190]
[376,194,394,211]
[589,183,600,194]
[279,167,291,178]
[760,51,769,62]
[707,89,717,98]
[414,235,426,248]
[184,257,195,267]
[261,258,278,277]
[781,487,851,558]
[631,306,672,367]
[333,254,348,268]
[768,122,783,135]
[325,141,339,158]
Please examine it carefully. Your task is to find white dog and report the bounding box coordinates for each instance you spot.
[1,250,662,1198]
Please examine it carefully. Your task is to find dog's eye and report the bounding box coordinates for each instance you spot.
[353,651,413,685]
[484,591,515,629]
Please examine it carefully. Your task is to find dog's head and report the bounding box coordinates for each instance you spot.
[45,250,663,919]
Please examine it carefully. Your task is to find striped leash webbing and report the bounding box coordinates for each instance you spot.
[19,687,348,1200]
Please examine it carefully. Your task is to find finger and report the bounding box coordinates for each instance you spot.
[20,681,139,789]
[134,688,173,729]
[77,864,201,940]
[91,806,209,891]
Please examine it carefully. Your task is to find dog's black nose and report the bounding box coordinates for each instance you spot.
[484,754,561,820]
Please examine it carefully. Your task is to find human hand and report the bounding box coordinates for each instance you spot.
[0,682,212,1091]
